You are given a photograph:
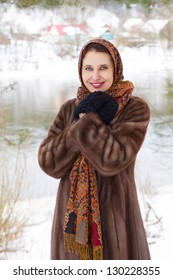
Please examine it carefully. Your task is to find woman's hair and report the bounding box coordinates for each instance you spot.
[82,42,113,61]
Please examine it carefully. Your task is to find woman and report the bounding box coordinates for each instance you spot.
[38,38,150,260]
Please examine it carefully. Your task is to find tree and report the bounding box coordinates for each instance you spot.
[0,84,29,259]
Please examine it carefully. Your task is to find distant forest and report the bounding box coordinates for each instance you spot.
[0,0,173,9]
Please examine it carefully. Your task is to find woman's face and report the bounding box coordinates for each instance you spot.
[81,50,114,92]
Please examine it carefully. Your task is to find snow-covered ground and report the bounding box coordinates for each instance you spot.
[148,185,173,260]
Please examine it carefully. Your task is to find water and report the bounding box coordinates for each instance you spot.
[0,44,173,199]
[0,71,79,198]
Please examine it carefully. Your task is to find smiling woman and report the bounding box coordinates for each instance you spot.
[82,50,114,92]
[38,38,151,260]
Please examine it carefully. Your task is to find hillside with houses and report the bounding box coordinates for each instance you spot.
[0,2,173,71]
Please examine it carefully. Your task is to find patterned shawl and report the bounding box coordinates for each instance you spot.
[63,39,134,260]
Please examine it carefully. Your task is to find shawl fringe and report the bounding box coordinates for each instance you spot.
[64,233,103,260]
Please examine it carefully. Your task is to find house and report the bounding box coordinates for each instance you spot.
[47,24,88,37]
[90,25,114,41]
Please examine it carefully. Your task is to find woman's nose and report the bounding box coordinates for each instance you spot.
[92,70,100,80]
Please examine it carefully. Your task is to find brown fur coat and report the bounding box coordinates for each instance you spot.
[38,96,150,260]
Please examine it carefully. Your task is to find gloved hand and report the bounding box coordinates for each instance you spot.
[73,91,118,124]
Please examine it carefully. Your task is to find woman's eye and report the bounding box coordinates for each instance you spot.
[100,65,108,70]
[85,66,93,71]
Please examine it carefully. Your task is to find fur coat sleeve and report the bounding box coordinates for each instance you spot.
[38,99,80,178]
[38,96,150,178]
[68,96,150,176]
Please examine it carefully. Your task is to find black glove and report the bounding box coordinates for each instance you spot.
[73,91,118,124]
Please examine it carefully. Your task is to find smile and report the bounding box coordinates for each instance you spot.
[90,82,105,89]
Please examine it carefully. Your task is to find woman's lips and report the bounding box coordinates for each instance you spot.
[90,82,104,89]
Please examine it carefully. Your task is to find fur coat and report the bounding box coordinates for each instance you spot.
[38,95,151,260]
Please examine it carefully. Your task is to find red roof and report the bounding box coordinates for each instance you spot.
[47,24,88,35]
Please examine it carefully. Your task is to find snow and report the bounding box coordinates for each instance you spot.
[123,18,144,31]
[148,186,173,259]
[0,197,55,260]
[143,19,168,33]
[123,18,168,33]
[86,7,119,31]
